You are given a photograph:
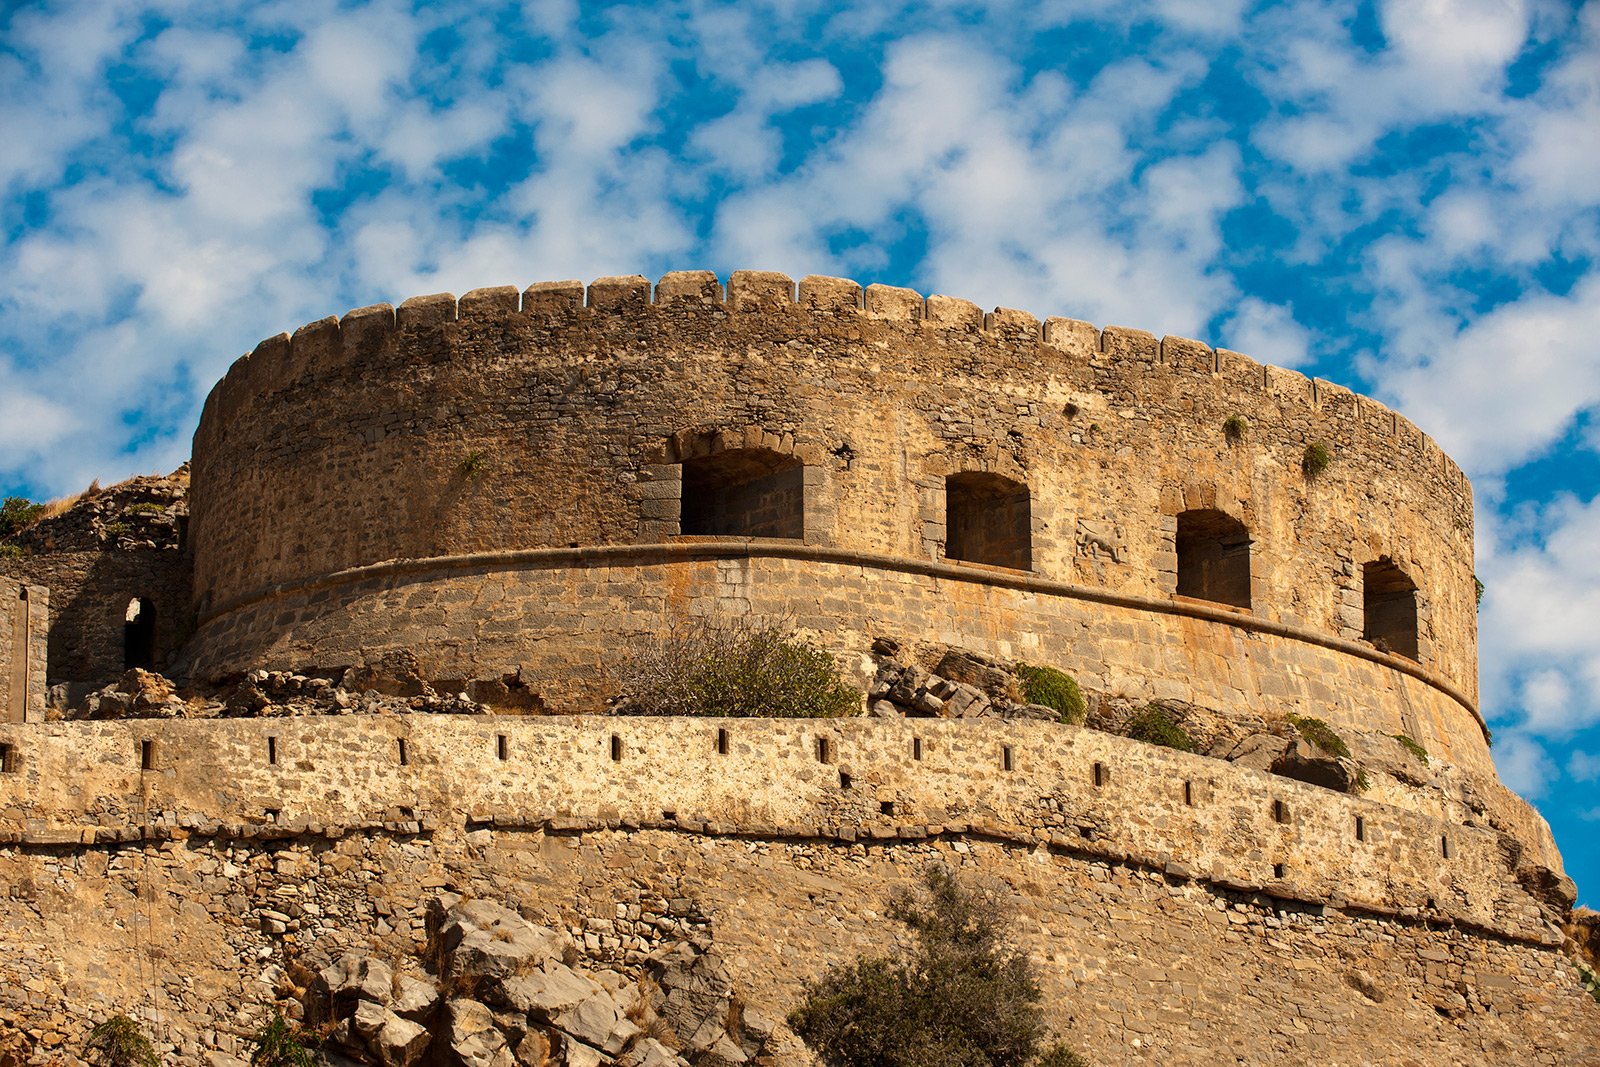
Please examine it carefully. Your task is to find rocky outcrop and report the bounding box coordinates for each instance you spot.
[306,896,770,1067]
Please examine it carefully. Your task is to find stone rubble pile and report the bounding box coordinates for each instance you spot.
[6,468,188,554]
[307,896,771,1067]
[864,641,1058,722]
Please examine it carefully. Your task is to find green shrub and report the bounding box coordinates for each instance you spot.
[1287,713,1351,759]
[1392,733,1430,766]
[1301,442,1331,480]
[0,543,23,559]
[617,617,860,718]
[125,502,166,516]
[1474,576,1485,606]
[85,1015,159,1067]
[1222,414,1248,443]
[1124,704,1193,752]
[102,522,132,539]
[1036,1046,1091,1067]
[247,1009,318,1067]
[458,450,490,480]
[1017,664,1085,725]
[788,866,1085,1067]
[0,496,44,539]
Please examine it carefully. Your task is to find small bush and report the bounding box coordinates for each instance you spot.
[85,1015,158,1067]
[1301,442,1331,480]
[1474,576,1485,606]
[1392,733,1430,766]
[1287,713,1351,759]
[789,866,1084,1067]
[1576,960,1600,1005]
[1017,664,1085,725]
[458,450,490,480]
[0,497,45,539]
[616,617,860,718]
[102,522,132,539]
[1124,704,1193,752]
[0,543,23,559]
[1222,414,1248,443]
[247,1009,318,1067]
[125,503,166,516]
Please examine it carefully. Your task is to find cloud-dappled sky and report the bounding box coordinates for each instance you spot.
[3,0,1598,897]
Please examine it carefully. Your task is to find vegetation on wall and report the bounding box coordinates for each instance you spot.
[84,1015,159,1067]
[1301,442,1332,480]
[1124,704,1194,752]
[788,866,1087,1067]
[1016,664,1085,725]
[1287,713,1351,760]
[1392,733,1431,766]
[616,617,861,718]
[1222,414,1249,443]
[457,450,490,480]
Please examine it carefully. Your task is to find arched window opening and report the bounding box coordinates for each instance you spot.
[680,448,804,538]
[1176,509,1251,609]
[1363,558,1419,660]
[945,472,1031,570]
[124,597,156,671]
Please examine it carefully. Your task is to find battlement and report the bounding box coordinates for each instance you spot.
[195,271,1463,492]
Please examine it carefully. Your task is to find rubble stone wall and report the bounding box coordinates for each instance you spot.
[0,550,193,688]
[185,270,1481,744]
[0,717,1560,939]
[183,551,1491,776]
[0,578,46,723]
[0,719,1596,1066]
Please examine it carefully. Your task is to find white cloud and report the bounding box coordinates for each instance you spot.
[1493,731,1558,799]
[1218,298,1313,368]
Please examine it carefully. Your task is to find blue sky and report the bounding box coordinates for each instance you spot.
[2,0,1597,899]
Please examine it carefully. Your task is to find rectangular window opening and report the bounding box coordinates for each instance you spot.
[1092,761,1105,788]
[912,737,923,761]
[397,738,409,766]
[0,742,14,773]
[1273,862,1286,879]
[1272,799,1288,824]
[1183,780,1193,806]
[815,736,832,764]
[716,728,729,755]
[880,800,895,816]
[140,739,155,771]
[839,770,852,789]
[1001,745,1014,772]
[496,734,508,761]
[1355,815,1366,842]
[264,808,279,823]
[610,734,622,762]
[267,736,278,766]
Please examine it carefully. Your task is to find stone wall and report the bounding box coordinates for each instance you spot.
[0,578,46,724]
[186,272,1479,747]
[0,717,1594,1066]
[182,551,1491,778]
[0,549,193,688]
[0,717,1559,939]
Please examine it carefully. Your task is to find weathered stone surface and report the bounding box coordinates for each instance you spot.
[445,1000,513,1067]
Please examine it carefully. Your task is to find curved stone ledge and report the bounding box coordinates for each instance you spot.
[194,540,1483,733]
[0,716,1554,944]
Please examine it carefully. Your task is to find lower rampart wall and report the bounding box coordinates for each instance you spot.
[0,719,1596,1066]
[0,717,1556,942]
[182,547,1493,774]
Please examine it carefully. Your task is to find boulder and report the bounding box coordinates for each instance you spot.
[618,1037,689,1067]
[1220,732,1291,773]
[497,963,597,1018]
[374,1014,430,1067]
[435,899,566,987]
[1270,738,1361,792]
[444,1000,512,1067]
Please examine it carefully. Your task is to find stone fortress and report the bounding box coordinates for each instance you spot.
[0,271,1596,1065]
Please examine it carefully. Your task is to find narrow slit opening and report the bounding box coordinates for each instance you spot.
[816,736,832,763]
[1272,799,1288,824]
[1355,815,1366,842]
[1001,745,1014,772]
[912,737,923,761]
[496,734,508,761]
[397,738,409,766]
[716,728,729,755]
[1441,835,1450,859]
[1183,780,1193,806]
[1092,762,1105,788]
[267,736,277,766]
[140,739,154,771]
[610,734,622,762]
